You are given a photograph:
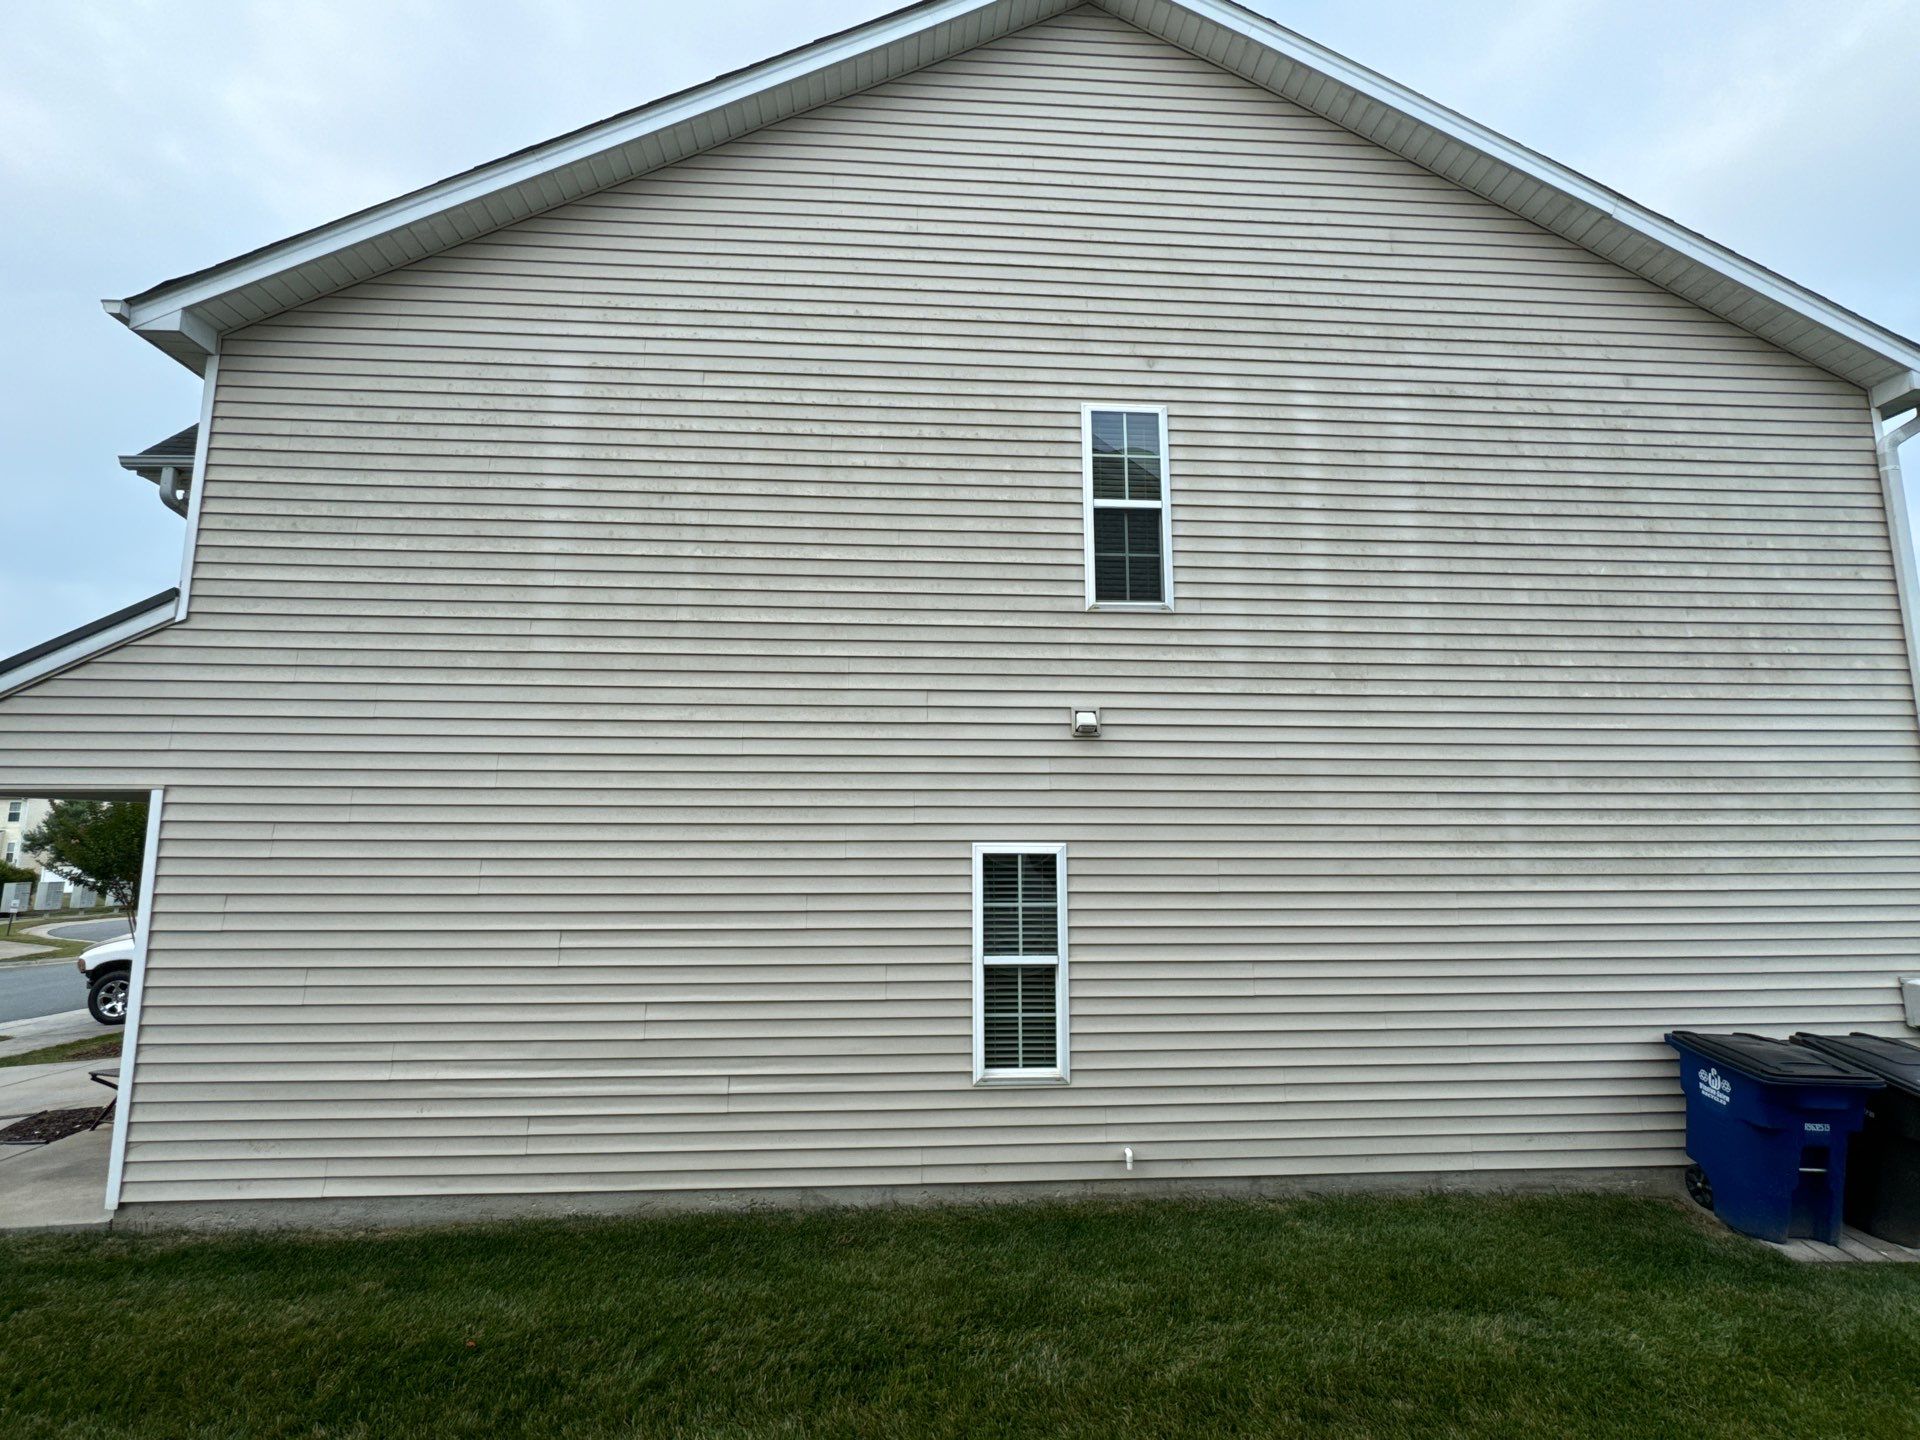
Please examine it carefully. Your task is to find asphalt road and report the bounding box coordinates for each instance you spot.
[44,918,131,943]
[0,960,88,1026]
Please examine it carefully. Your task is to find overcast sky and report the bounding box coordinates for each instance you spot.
[3,0,1916,658]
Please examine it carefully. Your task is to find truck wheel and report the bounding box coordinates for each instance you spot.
[1684,1165,1713,1212]
[88,973,130,1026]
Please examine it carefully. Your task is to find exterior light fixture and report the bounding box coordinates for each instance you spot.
[1071,709,1101,738]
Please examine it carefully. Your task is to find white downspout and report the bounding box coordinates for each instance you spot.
[1875,405,1920,725]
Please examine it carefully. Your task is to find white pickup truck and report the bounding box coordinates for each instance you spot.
[76,936,135,1025]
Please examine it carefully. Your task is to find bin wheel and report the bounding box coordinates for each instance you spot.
[1685,1165,1714,1212]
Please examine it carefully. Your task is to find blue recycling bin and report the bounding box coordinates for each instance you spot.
[1665,1031,1881,1244]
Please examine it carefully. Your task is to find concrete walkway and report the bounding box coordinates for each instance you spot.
[0,1126,111,1230]
[0,1052,114,1230]
[0,1054,111,1126]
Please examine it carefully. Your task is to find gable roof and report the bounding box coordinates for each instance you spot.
[104,0,1920,414]
[117,425,198,472]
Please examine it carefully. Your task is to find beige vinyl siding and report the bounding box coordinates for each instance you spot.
[3,6,1918,1207]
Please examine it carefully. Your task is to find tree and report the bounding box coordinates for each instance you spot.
[0,855,32,885]
[23,800,149,927]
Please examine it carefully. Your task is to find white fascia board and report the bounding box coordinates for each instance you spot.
[115,0,1026,337]
[0,601,178,702]
[1115,0,1920,385]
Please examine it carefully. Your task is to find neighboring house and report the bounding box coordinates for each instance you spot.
[0,0,1918,1226]
[1,797,51,873]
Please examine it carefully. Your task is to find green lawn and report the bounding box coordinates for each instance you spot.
[0,1032,120,1068]
[0,931,95,967]
[1,1194,1916,1439]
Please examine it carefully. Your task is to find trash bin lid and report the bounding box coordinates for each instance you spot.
[1666,1031,1882,1086]
[1792,1033,1920,1097]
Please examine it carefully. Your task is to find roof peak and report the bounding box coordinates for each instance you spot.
[105,0,1920,410]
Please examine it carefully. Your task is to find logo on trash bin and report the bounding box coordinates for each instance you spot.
[1697,1068,1732,1105]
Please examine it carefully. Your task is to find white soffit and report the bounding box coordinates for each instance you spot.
[107,0,1920,407]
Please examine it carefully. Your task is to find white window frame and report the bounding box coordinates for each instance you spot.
[971,841,1070,1085]
[1081,401,1174,612]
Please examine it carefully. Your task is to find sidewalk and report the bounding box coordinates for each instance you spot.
[0,1052,114,1230]
[0,1125,111,1230]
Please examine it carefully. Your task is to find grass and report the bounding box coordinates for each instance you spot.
[1,1195,1917,1438]
[0,1032,121,1068]
[0,932,90,966]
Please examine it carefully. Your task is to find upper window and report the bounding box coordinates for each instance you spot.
[972,843,1069,1083]
[5,801,19,823]
[1083,405,1172,610]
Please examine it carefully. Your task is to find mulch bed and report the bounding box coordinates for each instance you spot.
[0,1108,108,1145]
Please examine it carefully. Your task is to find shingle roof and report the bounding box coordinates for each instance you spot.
[0,590,179,682]
[126,426,198,465]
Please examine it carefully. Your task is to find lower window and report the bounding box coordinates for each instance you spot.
[972,843,1068,1083]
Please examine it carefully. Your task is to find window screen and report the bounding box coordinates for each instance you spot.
[974,846,1067,1080]
[1086,407,1169,606]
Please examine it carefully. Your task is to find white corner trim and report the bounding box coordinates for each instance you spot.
[0,600,178,702]
[1875,409,1920,728]
[104,786,165,1212]
[1143,0,1920,379]
[176,351,220,619]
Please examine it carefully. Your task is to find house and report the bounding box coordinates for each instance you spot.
[2,797,51,873]
[2,0,1918,1228]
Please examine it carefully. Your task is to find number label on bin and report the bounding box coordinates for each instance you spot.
[1804,1122,1830,1133]
[1697,1068,1733,1105]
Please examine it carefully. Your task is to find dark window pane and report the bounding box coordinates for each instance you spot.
[983,963,1058,1070]
[1094,507,1163,603]
[983,906,1019,953]
[1127,507,1161,552]
[1091,454,1127,499]
[1019,852,1057,903]
[982,853,1019,901]
[1022,905,1057,953]
[1090,411,1124,454]
[982,851,1058,957]
[1124,411,1160,455]
[1126,458,1161,501]
[1127,553,1163,602]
